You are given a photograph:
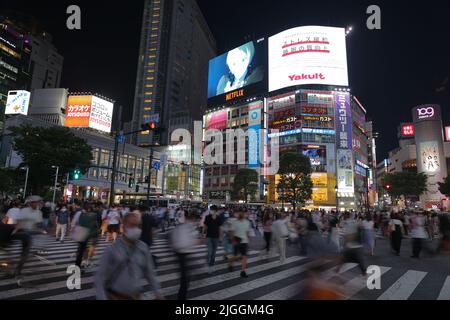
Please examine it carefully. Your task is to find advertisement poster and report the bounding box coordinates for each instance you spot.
[5,90,31,115]
[248,101,262,167]
[334,91,352,149]
[311,173,327,188]
[420,141,440,173]
[269,26,348,92]
[65,95,92,128]
[205,110,228,130]
[89,96,114,133]
[337,148,354,193]
[208,40,265,99]
[65,95,114,133]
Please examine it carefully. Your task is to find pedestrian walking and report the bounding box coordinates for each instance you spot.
[95,212,164,300]
[410,211,428,258]
[228,208,252,278]
[361,214,375,256]
[203,205,223,274]
[106,206,121,242]
[72,203,99,272]
[389,212,404,256]
[272,212,290,263]
[55,204,70,243]
[169,211,198,300]
[262,211,273,256]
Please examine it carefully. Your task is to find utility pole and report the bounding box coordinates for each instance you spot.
[52,165,59,204]
[109,131,121,205]
[147,148,154,202]
[23,166,29,198]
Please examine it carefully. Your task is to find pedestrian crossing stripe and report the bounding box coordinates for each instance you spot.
[0,235,449,300]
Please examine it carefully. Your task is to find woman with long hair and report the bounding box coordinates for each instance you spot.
[389,212,404,256]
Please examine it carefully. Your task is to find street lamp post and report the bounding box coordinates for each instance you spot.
[21,166,29,199]
[51,165,59,204]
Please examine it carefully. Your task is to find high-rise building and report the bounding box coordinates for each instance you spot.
[28,32,63,90]
[0,14,32,110]
[131,0,216,147]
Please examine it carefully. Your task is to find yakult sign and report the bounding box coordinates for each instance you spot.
[269,26,348,92]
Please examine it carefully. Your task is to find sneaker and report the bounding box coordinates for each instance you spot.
[240,271,248,278]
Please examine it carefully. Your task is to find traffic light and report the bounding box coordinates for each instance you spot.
[384,184,391,190]
[140,122,165,135]
[128,177,135,188]
[72,169,81,180]
[144,175,149,183]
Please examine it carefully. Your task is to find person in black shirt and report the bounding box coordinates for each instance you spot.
[140,206,159,268]
[203,205,223,274]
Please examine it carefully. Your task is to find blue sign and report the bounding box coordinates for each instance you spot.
[117,134,125,144]
[160,154,167,166]
[152,161,161,171]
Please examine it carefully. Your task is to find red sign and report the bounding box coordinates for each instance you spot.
[445,126,450,141]
[206,110,228,130]
[401,124,415,137]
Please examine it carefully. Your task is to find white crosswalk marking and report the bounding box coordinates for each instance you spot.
[437,276,450,300]
[377,270,427,300]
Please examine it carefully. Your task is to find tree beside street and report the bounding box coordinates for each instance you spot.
[382,172,428,206]
[438,176,450,197]
[231,168,258,203]
[276,153,313,211]
[9,124,93,196]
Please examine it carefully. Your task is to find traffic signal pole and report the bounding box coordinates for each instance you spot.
[109,132,120,205]
[147,148,154,202]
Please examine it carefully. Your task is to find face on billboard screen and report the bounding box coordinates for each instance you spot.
[5,90,31,115]
[420,141,440,173]
[207,40,265,100]
[269,26,348,92]
[65,95,92,128]
[89,96,114,133]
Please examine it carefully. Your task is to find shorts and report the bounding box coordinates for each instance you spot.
[107,224,120,233]
[233,242,248,256]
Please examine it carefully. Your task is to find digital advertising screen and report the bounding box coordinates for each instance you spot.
[207,39,267,105]
[5,90,31,115]
[269,26,348,92]
[65,95,114,133]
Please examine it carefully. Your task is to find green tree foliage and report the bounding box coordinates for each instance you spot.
[0,167,25,197]
[438,176,450,197]
[382,172,428,199]
[9,124,93,195]
[276,153,313,211]
[231,168,258,203]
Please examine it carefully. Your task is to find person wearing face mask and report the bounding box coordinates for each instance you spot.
[95,212,164,300]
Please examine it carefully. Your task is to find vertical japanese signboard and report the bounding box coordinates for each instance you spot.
[248,101,263,168]
[334,91,354,195]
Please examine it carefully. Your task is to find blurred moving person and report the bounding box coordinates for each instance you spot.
[262,211,273,257]
[389,213,404,256]
[5,200,21,225]
[361,214,375,256]
[272,212,290,263]
[140,206,159,268]
[169,211,198,300]
[95,212,164,300]
[410,211,428,258]
[72,203,99,272]
[203,205,223,274]
[339,212,366,276]
[228,208,252,278]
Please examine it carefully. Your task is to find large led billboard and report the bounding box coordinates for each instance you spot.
[269,26,348,92]
[5,90,31,115]
[65,95,114,133]
[207,39,266,105]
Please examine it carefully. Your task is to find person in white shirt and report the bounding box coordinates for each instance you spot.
[410,211,428,258]
[361,214,375,256]
[106,207,122,242]
[389,213,404,256]
[228,209,252,278]
[272,212,290,263]
[6,200,21,225]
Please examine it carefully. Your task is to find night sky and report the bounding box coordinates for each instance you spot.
[2,0,450,161]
